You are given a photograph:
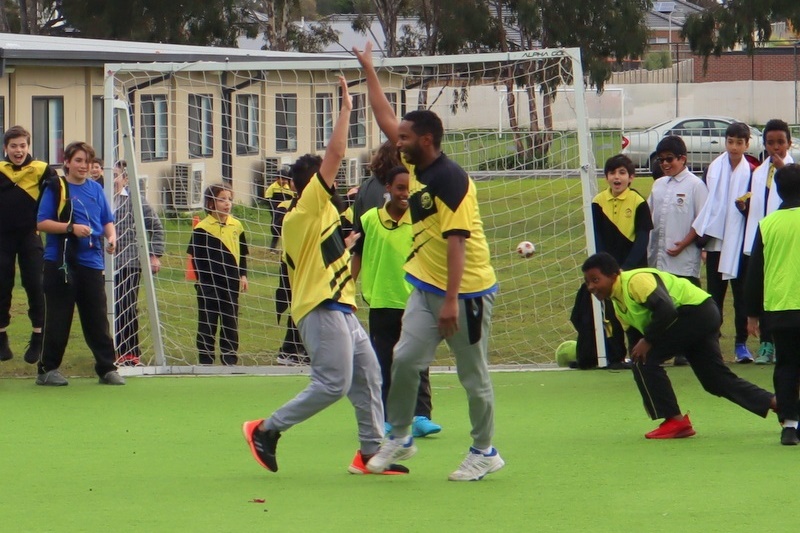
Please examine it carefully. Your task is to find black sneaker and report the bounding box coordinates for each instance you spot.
[781,427,799,446]
[242,420,281,472]
[23,331,43,364]
[0,331,13,361]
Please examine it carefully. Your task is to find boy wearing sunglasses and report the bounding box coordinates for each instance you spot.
[647,135,708,287]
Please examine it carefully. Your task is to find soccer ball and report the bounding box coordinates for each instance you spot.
[555,340,578,368]
[516,240,536,258]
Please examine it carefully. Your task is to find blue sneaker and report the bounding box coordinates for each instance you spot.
[384,421,392,435]
[412,416,442,438]
[735,343,753,364]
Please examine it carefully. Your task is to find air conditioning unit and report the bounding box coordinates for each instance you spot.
[336,159,348,185]
[345,158,361,188]
[172,162,205,210]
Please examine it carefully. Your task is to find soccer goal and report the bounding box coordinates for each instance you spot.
[103,47,604,374]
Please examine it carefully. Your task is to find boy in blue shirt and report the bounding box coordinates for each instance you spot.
[36,141,123,386]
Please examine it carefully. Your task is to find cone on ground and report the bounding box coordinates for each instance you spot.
[185,215,200,281]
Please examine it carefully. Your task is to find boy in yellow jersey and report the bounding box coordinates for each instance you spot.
[582,252,775,440]
[0,125,58,363]
[263,169,294,250]
[243,77,406,476]
[355,43,503,481]
[745,164,800,445]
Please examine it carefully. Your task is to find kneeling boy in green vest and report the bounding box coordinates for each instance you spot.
[582,252,775,439]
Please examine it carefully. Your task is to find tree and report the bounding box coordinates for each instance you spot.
[682,0,800,59]
[56,0,253,45]
[0,1,63,34]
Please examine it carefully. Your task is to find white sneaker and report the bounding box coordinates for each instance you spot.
[366,436,417,473]
[448,447,505,481]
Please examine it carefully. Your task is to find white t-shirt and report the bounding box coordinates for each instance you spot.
[647,169,708,278]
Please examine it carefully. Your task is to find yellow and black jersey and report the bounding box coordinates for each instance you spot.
[264,181,295,213]
[592,188,652,269]
[282,174,356,321]
[402,153,497,295]
[0,155,57,232]
[187,214,248,292]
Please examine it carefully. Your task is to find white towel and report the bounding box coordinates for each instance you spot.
[718,157,751,280]
[744,153,795,255]
[693,153,751,280]
[693,153,731,240]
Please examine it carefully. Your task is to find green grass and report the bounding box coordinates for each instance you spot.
[1,366,791,532]
[13,173,765,380]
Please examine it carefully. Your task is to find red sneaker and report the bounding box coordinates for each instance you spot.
[347,451,409,475]
[645,414,696,439]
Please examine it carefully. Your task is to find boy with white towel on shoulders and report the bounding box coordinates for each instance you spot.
[742,119,795,364]
[693,122,756,364]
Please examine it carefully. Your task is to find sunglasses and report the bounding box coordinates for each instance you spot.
[656,156,680,164]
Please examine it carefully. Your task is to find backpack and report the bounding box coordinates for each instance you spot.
[39,175,77,283]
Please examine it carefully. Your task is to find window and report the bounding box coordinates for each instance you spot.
[92,96,104,159]
[315,93,333,150]
[235,94,259,155]
[0,97,5,140]
[348,93,366,147]
[141,94,168,161]
[380,92,398,143]
[189,94,213,158]
[276,94,297,152]
[32,97,64,164]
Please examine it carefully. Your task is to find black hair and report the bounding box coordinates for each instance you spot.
[763,118,792,144]
[581,252,621,276]
[385,166,409,186]
[655,135,687,157]
[604,154,635,177]
[289,154,323,195]
[370,141,401,184]
[203,183,232,214]
[775,164,800,201]
[402,110,444,149]
[725,122,750,140]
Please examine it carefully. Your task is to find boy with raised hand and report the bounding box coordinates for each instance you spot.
[582,252,775,440]
[0,125,58,364]
[745,164,800,445]
[571,154,652,369]
[743,119,795,365]
[693,122,755,364]
[242,77,405,476]
[354,42,503,482]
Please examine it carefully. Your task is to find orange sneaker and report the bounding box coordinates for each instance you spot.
[645,414,696,439]
[242,420,280,472]
[347,451,409,475]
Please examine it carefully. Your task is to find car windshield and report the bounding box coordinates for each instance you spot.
[644,120,672,132]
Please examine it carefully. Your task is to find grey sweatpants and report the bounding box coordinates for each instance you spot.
[387,289,496,449]
[266,307,384,455]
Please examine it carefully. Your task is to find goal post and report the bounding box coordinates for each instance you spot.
[103,47,605,374]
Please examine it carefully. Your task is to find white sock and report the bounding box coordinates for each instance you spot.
[783,420,798,429]
[474,446,493,455]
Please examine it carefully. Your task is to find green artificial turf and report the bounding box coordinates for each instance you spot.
[2,366,794,532]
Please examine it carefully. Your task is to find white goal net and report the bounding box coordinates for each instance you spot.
[103,47,599,373]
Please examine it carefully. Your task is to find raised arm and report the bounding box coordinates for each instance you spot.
[318,76,353,189]
[353,41,399,145]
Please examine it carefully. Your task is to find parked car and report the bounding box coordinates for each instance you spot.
[621,116,773,176]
